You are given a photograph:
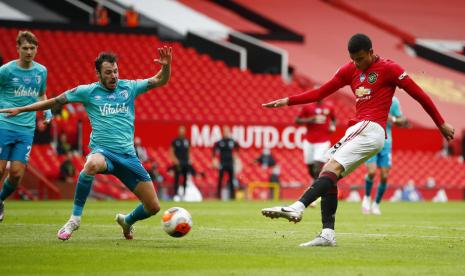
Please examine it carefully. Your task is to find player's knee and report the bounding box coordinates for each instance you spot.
[84,160,103,175]
[367,172,376,179]
[145,202,160,215]
[7,174,21,186]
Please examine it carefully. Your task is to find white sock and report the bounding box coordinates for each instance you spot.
[70,215,81,222]
[289,201,305,212]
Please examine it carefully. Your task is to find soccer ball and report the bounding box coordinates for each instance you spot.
[161,207,193,238]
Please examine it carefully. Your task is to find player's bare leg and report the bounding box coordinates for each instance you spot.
[0,161,26,222]
[262,159,343,229]
[58,153,104,241]
[116,181,160,240]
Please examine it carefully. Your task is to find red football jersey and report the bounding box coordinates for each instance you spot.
[298,102,335,143]
[288,56,444,130]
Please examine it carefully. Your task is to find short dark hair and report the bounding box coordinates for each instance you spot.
[348,33,372,54]
[16,31,38,46]
[95,52,117,73]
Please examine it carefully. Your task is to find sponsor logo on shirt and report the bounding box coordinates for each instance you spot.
[12,77,19,82]
[367,72,378,84]
[99,103,129,116]
[355,86,371,97]
[14,86,39,97]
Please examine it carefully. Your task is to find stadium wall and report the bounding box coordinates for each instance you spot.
[80,121,444,153]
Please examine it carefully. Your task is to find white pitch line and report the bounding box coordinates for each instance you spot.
[4,224,464,240]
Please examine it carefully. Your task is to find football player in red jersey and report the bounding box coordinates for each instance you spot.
[261,33,454,247]
[296,100,336,181]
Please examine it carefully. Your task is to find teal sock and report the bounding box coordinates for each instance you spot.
[124,204,152,226]
[365,175,374,197]
[0,179,17,201]
[375,182,387,204]
[72,172,94,216]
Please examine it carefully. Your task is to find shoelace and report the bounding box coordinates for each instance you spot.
[65,221,79,231]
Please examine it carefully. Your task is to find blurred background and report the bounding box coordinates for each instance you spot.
[1,0,464,202]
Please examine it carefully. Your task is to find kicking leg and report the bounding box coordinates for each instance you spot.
[117,181,160,239]
[262,159,343,223]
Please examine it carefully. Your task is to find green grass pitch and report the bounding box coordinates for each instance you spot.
[0,200,464,275]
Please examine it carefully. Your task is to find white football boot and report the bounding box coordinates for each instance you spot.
[299,228,336,247]
[115,214,134,240]
[361,195,371,214]
[57,219,80,241]
[261,206,303,223]
[371,202,381,215]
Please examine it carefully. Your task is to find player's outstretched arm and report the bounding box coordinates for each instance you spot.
[262,72,347,108]
[399,77,455,141]
[0,93,68,117]
[147,46,172,90]
[262,97,289,108]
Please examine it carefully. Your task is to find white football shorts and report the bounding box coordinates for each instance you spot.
[328,120,385,177]
[302,140,331,164]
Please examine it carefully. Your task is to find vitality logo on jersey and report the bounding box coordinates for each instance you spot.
[99,103,129,116]
[14,86,40,97]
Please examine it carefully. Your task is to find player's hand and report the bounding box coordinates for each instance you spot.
[439,123,455,141]
[154,46,172,66]
[262,98,289,108]
[0,108,20,117]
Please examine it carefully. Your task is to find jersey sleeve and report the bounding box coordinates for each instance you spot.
[288,63,352,106]
[389,62,409,86]
[133,79,149,97]
[40,69,47,96]
[389,62,444,127]
[0,64,8,87]
[64,85,89,104]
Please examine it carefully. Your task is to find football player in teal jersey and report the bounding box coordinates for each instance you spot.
[0,31,52,222]
[0,47,172,240]
[362,96,407,215]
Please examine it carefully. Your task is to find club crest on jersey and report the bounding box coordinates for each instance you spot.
[355,86,371,97]
[367,72,378,84]
[359,73,366,82]
[119,90,129,100]
[36,75,42,84]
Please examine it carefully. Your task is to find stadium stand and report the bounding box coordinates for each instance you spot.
[0,2,464,200]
